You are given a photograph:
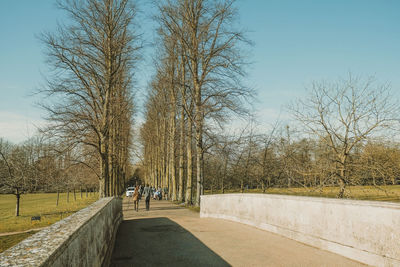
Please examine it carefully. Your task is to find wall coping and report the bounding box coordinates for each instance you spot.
[0,197,116,266]
[202,193,400,209]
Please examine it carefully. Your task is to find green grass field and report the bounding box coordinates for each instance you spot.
[206,185,400,202]
[0,192,99,252]
[0,192,99,233]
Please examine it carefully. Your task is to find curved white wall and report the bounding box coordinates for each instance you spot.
[200,193,400,267]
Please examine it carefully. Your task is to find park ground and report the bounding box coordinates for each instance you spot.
[0,192,98,252]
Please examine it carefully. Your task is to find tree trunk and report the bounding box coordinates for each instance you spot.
[185,119,193,205]
[195,122,203,207]
[73,188,76,201]
[222,157,227,194]
[178,103,185,202]
[67,189,70,203]
[164,119,170,195]
[337,157,348,198]
[195,82,203,206]
[170,106,177,201]
[100,130,109,198]
[57,189,60,206]
[338,178,346,198]
[166,136,170,197]
[99,153,107,198]
[15,192,20,217]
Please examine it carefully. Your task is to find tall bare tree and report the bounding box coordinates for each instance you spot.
[40,0,140,197]
[0,139,33,216]
[290,75,398,197]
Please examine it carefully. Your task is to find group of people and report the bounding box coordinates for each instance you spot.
[131,185,169,211]
[131,184,151,212]
[153,187,163,200]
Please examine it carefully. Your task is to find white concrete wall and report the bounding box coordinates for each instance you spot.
[0,197,122,267]
[200,194,400,267]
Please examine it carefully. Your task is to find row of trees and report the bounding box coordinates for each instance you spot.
[38,0,140,197]
[141,49,399,201]
[205,126,400,195]
[0,137,98,215]
[140,0,253,206]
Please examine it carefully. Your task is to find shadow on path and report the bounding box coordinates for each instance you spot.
[122,206,183,213]
[144,206,184,211]
[110,217,230,267]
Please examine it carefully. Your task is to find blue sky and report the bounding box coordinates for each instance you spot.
[0,0,399,143]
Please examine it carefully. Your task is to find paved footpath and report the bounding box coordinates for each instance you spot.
[110,198,366,267]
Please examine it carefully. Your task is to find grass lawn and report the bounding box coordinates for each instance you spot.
[0,192,99,252]
[0,192,99,234]
[206,185,400,203]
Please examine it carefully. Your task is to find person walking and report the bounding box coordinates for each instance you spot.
[157,186,162,200]
[133,185,140,212]
[139,185,143,196]
[163,187,168,201]
[143,184,151,211]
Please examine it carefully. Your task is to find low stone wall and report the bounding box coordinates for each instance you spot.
[200,194,400,267]
[0,197,122,267]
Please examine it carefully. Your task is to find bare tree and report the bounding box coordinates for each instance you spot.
[254,122,280,192]
[290,75,398,197]
[39,0,140,197]
[0,139,33,216]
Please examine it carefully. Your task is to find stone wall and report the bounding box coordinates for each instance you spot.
[200,193,400,267]
[0,197,122,267]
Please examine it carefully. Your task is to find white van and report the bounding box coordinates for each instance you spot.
[126,187,135,197]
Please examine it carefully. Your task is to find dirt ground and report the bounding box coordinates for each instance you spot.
[110,198,366,267]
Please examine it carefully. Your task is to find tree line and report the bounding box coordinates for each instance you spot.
[205,124,400,195]
[142,70,399,203]
[0,137,99,216]
[1,0,140,215]
[140,0,399,203]
[140,0,253,206]
[38,0,140,198]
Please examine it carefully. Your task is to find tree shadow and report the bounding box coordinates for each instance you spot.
[145,206,184,211]
[122,203,184,212]
[110,217,230,267]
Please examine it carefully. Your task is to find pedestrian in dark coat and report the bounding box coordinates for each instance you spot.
[143,184,151,210]
[133,185,140,212]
